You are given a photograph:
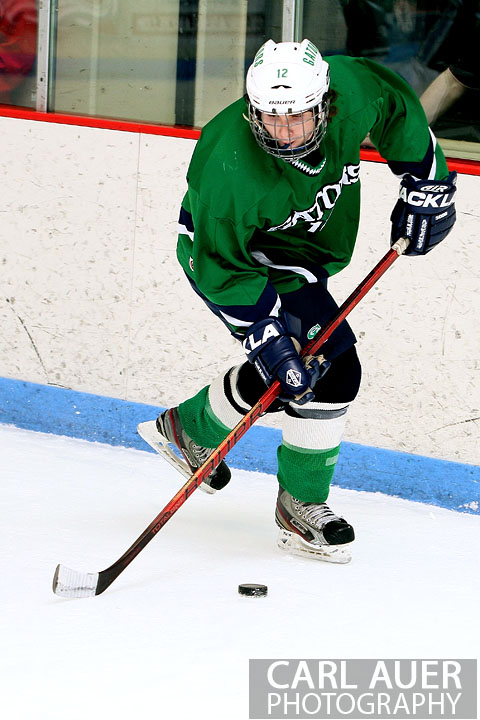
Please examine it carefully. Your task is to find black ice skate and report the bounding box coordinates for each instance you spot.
[275,485,354,563]
[137,407,231,494]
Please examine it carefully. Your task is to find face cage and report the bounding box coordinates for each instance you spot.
[248,99,330,161]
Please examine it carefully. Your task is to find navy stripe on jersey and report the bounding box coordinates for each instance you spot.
[387,129,437,180]
[179,207,194,239]
[179,206,194,232]
[186,274,280,338]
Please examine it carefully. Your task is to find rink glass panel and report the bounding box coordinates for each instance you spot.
[48,0,282,126]
[2,0,477,159]
[302,0,480,158]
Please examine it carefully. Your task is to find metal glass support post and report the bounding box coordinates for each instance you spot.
[282,0,304,42]
[36,0,55,112]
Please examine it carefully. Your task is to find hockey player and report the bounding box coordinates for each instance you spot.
[141,39,456,563]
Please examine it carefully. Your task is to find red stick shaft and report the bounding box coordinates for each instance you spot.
[95,241,406,594]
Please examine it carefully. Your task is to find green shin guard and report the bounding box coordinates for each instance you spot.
[177,386,231,448]
[277,442,341,503]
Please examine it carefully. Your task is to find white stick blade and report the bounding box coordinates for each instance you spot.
[53,564,99,598]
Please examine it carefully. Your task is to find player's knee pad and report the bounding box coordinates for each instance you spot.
[283,348,359,436]
[312,345,361,404]
[211,347,360,424]
[283,352,356,449]
[234,361,286,413]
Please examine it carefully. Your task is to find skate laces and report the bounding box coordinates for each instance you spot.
[189,441,213,465]
[162,410,212,464]
[293,499,340,528]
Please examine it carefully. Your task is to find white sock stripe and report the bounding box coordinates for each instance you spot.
[282,401,349,450]
[207,368,245,430]
[229,364,251,412]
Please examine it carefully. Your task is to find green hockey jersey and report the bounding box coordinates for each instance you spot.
[176,55,449,333]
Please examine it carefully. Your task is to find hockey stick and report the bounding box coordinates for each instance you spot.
[53,237,409,598]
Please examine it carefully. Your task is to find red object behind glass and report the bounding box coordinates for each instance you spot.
[0,0,37,103]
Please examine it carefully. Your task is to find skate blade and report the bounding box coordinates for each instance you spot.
[137,421,216,494]
[277,529,352,564]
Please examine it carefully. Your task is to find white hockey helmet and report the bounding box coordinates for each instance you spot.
[246,39,331,160]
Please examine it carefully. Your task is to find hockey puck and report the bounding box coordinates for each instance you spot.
[238,583,268,597]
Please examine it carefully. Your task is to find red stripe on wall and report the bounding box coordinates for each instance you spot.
[0,106,200,139]
[1,106,479,175]
[359,146,480,176]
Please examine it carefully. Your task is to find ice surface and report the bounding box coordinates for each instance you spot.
[1,424,479,720]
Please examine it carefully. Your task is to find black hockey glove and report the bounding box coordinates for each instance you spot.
[390,172,457,255]
[242,317,328,405]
